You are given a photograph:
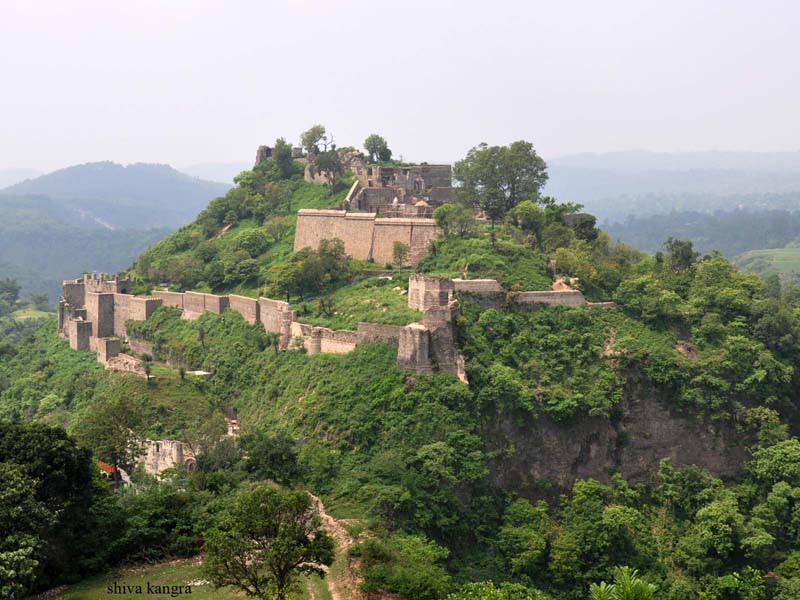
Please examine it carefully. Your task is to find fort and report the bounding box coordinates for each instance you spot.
[293,209,440,265]
[58,272,600,381]
[257,145,455,265]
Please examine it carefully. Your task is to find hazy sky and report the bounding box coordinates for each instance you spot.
[1,0,798,171]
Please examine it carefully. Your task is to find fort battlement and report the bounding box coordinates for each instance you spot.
[59,270,608,381]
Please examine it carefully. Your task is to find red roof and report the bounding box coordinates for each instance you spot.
[96,460,115,474]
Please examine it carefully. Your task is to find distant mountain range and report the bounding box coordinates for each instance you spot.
[0,162,230,302]
[2,162,230,229]
[0,167,42,189]
[544,150,800,222]
[179,162,250,185]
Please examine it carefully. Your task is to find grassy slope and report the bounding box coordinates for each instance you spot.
[49,557,326,599]
[735,246,800,281]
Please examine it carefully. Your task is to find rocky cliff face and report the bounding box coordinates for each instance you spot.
[485,373,749,498]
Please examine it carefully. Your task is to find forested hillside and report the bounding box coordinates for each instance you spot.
[0,163,230,301]
[2,162,230,228]
[5,136,800,599]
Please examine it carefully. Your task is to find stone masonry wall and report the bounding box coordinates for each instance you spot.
[139,440,195,475]
[514,290,586,308]
[183,291,206,318]
[408,274,454,311]
[113,295,162,339]
[294,209,440,266]
[85,292,115,338]
[318,328,359,354]
[151,290,185,309]
[97,338,121,364]
[259,298,294,348]
[68,319,92,351]
[228,295,260,324]
[397,323,433,373]
[294,210,375,259]
[356,322,405,347]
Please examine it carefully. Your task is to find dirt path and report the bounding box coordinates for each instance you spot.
[309,493,368,600]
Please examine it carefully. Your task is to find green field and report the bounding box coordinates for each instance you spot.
[735,246,800,281]
[12,307,53,320]
[47,558,329,599]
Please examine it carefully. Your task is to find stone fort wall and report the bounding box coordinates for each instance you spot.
[60,270,604,382]
[294,209,440,266]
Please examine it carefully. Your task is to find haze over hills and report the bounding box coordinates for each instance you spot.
[2,161,231,228]
[0,162,231,301]
[179,161,251,185]
[0,167,42,188]
[544,150,800,223]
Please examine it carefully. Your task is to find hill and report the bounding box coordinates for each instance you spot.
[7,140,800,599]
[0,193,168,300]
[544,150,800,222]
[0,163,229,301]
[179,161,251,185]
[2,161,230,229]
[0,167,42,188]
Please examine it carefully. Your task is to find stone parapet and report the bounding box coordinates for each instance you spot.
[514,290,586,308]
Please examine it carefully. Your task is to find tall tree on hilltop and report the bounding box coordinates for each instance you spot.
[364,133,392,162]
[300,124,328,156]
[310,150,344,191]
[271,137,296,179]
[454,140,548,234]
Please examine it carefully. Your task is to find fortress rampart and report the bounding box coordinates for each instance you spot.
[59,271,607,381]
[294,209,440,265]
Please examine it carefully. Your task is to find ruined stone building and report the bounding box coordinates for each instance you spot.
[344,160,455,216]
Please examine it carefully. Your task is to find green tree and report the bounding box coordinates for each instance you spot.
[300,124,327,155]
[240,431,300,485]
[393,241,410,265]
[72,394,145,491]
[202,484,334,600]
[447,581,548,599]
[0,278,20,305]
[271,137,296,179]
[310,150,344,191]
[454,141,548,229]
[589,567,656,600]
[664,238,699,272]
[236,230,270,258]
[434,203,476,237]
[364,134,392,162]
[509,200,546,248]
[0,462,53,600]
